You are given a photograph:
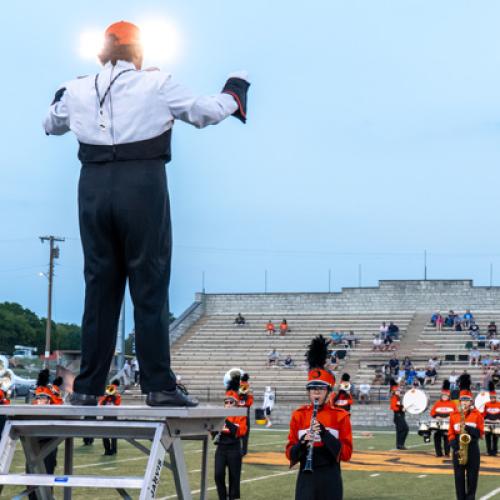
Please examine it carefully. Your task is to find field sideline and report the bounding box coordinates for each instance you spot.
[1,428,499,499]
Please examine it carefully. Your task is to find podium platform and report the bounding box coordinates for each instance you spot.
[0,404,245,500]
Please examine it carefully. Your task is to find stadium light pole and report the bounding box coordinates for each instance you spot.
[328,269,332,293]
[358,264,362,287]
[490,263,493,287]
[39,235,65,367]
[264,270,268,293]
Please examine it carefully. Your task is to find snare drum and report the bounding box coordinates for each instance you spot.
[485,421,500,435]
[429,419,440,431]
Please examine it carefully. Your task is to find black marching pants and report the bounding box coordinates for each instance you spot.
[452,440,480,500]
[74,160,176,395]
[215,444,242,500]
[434,430,450,456]
[485,432,498,456]
[394,413,409,448]
[103,438,118,454]
[295,463,343,500]
[241,415,250,456]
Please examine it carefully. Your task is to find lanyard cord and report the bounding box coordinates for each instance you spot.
[94,69,135,109]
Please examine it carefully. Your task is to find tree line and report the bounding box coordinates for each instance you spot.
[0,302,81,354]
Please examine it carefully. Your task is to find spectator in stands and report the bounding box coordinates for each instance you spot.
[435,312,444,331]
[372,334,383,351]
[449,370,458,390]
[372,370,384,386]
[428,356,440,370]
[487,322,498,339]
[358,383,371,404]
[329,351,340,371]
[445,310,456,328]
[416,367,426,387]
[389,355,400,376]
[345,330,357,348]
[469,322,480,340]
[454,319,463,332]
[492,369,500,386]
[267,349,279,367]
[469,346,481,366]
[266,320,276,335]
[234,313,246,326]
[283,354,295,369]
[430,312,439,326]
[463,309,474,329]
[481,355,492,368]
[388,322,400,340]
[403,357,413,371]
[490,337,500,352]
[330,331,344,345]
[379,322,389,337]
[405,367,417,386]
[383,364,392,385]
[132,357,140,386]
[279,319,288,336]
[383,332,395,351]
[425,366,437,385]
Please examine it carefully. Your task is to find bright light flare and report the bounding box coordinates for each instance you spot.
[79,30,104,60]
[140,20,180,64]
[78,20,181,64]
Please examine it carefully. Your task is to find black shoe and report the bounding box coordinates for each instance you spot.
[69,393,98,406]
[103,450,113,456]
[397,446,408,450]
[436,453,443,457]
[146,386,199,407]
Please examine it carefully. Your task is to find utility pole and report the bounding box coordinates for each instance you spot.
[424,250,428,281]
[39,236,65,367]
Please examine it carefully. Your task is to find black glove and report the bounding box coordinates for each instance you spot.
[464,425,480,439]
[222,77,250,123]
[449,438,458,451]
[224,419,238,437]
[289,435,308,463]
[319,423,341,457]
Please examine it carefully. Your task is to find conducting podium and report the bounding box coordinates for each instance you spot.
[0,404,245,499]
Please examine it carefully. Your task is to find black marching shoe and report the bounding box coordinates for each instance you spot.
[69,393,98,406]
[146,386,199,407]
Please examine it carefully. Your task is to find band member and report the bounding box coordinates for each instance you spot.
[286,336,352,500]
[482,382,499,456]
[262,386,276,428]
[390,379,408,450]
[448,374,484,500]
[44,20,249,407]
[28,370,64,500]
[99,379,122,456]
[429,380,456,456]
[238,373,254,456]
[213,380,247,500]
[330,373,353,413]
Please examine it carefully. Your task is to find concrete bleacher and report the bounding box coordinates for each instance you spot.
[168,312,414,403]
[123,280,500,425]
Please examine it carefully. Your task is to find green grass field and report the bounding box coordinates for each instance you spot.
[1,428,499,499]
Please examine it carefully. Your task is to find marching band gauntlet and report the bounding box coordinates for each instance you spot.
[319,423,342,457]
[222,75,250,123]
[290,435,308,463]
[225,419,238,437]
[449,439,459,451]
[464,425,480,439]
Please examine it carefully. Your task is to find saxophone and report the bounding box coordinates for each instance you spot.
[458,405,471,466]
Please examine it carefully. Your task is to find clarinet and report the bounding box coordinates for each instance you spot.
[303,399,319,473]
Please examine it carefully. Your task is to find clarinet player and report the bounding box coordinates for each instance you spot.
[286,336,353,500]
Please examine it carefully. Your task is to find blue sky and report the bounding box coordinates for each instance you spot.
[2,1,500,332]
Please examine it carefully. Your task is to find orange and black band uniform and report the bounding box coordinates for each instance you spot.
[330,391,353,413]
[390,390,408,450]
[99,388,122,456]
[213,414,247,500]
[286,404,352,500]
[448,408,484,500]
[238,389,254,456]
[0,389,11,439]
[429,400,457,456]
[482,401,499,456]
